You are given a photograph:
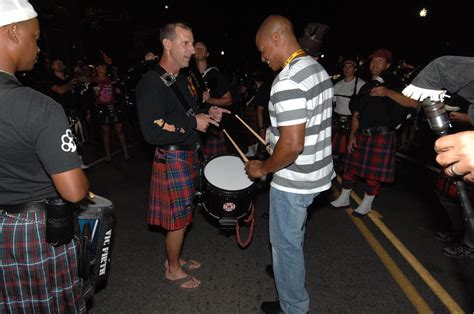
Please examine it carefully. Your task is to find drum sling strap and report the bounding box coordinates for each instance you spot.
[152,66,193,116]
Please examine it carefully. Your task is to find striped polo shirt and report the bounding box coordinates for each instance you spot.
[268,55,335,194]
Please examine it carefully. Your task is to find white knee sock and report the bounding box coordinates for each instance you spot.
[353,193,375,215]
[330,188,352,207]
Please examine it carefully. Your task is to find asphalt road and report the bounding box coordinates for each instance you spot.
[79,133,474,313]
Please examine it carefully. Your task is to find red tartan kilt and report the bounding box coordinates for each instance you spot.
[202,128,227,157]
[343,131,397,182]
[148,148,198,230]
[0,211,85,313]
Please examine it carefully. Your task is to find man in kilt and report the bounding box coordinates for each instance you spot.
[332,57,365,170]
[331,49,419,216]
[0,0,89,312]
[136,22,229,290]
[193,41,232,158]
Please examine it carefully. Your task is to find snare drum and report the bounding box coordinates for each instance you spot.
[201,155,255,228]
[78,195,114,288]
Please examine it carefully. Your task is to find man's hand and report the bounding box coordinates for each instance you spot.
[347,134,357,153]
[369,86,389,97]
[435,131,474,182]
[449,112,470,124]
[245,160,266,179]
[195,113,219,132]
[208,106,231,122]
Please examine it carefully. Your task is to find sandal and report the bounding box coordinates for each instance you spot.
[164,259,201,273]
[164,274,201,291]
[180,259,201,272]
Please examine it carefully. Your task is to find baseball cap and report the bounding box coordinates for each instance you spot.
[0,0,37,28]
[369,49,393,62]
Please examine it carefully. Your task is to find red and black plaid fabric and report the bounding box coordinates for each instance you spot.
[148,148,199,230]
[0,211,85,313]
[332,115,352,156]
[202,128,227,158]
[343,131,397,183]
[435,172,474,201]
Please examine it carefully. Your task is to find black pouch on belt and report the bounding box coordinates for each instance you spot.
[45,198,75,246]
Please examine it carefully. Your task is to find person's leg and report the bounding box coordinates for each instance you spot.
[165,227,200,288]
[113,123,129,159]
[101,124,111,160]
[352,180,379,216]
[331,172,356,207]
[269,187,317,313]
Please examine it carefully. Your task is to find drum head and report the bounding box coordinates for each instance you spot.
[204,155,253,191]
[82,194,113,210]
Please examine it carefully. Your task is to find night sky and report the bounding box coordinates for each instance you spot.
[33,0,473,73]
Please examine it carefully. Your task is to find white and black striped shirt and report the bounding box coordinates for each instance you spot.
[268,56,335,194]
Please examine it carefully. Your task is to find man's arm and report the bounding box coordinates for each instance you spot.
[247,123,305,178]
[347,112,360,153]
[370,86,420,109]
[51,80,77,95]
[51,168,89,202]
[205,90,232,107]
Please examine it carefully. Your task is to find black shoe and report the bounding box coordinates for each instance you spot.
[434,231,454,242]
[442,243,474,258]
[265,264,274,279]
[261,301,282,313]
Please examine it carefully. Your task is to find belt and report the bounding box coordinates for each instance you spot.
[0,201,46,214]
[361,126,393,136]
[158,144,197,151]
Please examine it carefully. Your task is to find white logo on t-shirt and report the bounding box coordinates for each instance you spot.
[61,129,77,152]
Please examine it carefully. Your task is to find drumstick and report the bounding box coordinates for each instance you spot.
[235,114,266,145]
[223,129,249,163]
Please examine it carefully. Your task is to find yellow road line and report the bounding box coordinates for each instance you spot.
[337,176,464,313]
[331,185,432,312]
[344,184,464,313]
[345,206,433,313]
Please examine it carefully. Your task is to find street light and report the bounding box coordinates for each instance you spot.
[419,8,428,17]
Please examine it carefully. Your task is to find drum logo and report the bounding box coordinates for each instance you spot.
[99,229,112,276]
[223,202,236,212]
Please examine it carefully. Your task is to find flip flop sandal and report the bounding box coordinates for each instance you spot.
[180,259,201,272]
[164,274,200,291]
[163,259,201,273]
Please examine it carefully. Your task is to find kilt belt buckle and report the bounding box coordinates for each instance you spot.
[361,126,392,136]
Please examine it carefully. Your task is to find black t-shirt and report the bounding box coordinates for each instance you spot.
[0,73,81,204]
[349,72,409,129]
[253,82,271,127]
[48,74,76,112]
[136,65,202,146]
[202,67,230,99]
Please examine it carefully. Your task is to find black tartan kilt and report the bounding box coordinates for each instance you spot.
[97,104,124,125]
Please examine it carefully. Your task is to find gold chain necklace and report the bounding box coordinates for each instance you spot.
[283,49,306,68]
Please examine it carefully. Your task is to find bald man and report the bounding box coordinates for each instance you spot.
[0,0,89,312]
[246,15,334,313]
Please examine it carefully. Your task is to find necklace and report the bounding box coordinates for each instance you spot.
[0,69,15,77]
[283,49,306,68]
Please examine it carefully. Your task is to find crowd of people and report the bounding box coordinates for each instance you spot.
[1,0,473,313]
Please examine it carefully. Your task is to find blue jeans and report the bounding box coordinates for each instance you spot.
[269,187,318,314]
